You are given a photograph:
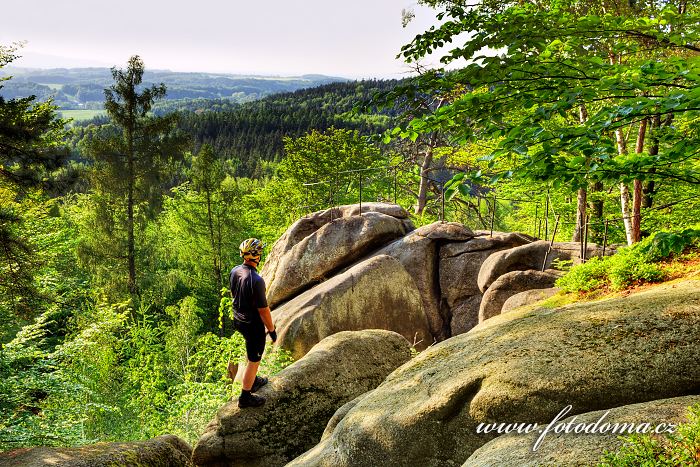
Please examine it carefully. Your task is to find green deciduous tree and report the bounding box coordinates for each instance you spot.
[388,0,700,243]
[280,128,388,208]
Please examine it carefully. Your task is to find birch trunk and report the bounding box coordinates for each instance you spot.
[631,118,648,243]
[615,127,633,246]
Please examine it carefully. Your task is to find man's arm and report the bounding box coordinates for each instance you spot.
[258,306,274,332]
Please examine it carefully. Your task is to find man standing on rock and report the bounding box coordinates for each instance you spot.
[229,238,277,408]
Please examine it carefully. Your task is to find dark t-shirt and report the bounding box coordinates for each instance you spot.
[229,264,268,324]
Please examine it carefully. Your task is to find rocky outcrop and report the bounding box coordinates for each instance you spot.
[477,240,608,292]
[440,232,532,335]
[288,280,700,466]
[261,203,412,292]
[272,255,431,359]
[260,204,610,343]
[263,211,411,307]
[371,222,475,340]
[465,395,700,467]
[0,435,192,467]
[501,287,559,313]
[478,270,561,322]
[192,330,412,467]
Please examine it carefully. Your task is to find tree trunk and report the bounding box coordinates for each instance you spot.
[415,134,437,216]
[589,181,604,218]
[126,126,137,295]
[615,127,633,245]
[643,114,662,209]
[572,104,589,242]
[631,118,647,243]
[572,188,587,242]
[204,188,222,300]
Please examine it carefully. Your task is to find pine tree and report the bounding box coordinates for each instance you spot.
[84,55,186,296]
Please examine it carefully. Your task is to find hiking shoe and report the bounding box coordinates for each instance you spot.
[238,391,265,408]
[251,375,268,393]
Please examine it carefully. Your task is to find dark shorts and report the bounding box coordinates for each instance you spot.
[233,318,266,362]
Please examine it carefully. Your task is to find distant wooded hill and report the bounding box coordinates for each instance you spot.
[70,79,400,178]
[175,80,400,177]
[0,67,347,109]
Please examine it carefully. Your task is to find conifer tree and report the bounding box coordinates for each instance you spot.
[0,43,67,314]
[84,55,185,296]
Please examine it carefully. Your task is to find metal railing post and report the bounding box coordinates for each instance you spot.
[542,214,561,271]
[490,196,497,236]
[583,214,589,263]
[358,172,363,215]
[441,184,445,222]
[544,192,550,240]
[602,219,609,257]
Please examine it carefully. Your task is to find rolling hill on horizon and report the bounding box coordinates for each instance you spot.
[0,66,348,110]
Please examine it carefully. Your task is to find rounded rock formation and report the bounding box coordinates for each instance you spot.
[192,330,413,467]
[287,280,700,466]
[465,395,700,466]
[264,211,411,307]
[272,254,431,359]
[0,435,192,467]
[478,269,561,323]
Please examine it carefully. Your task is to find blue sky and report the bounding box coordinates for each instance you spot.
[1,0,443,78]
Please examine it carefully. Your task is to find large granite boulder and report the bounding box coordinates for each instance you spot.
[440,232,532,335]
[0,435,192,467]
[477,240,608,292]
[449,296,483,336]
[288,280,700,466]
[478,270,561,323]
[192,330,412,467]
[272,254,430,359]
[371,222,475,341]
[264,211,410,307]
[501,287,559,313]
[465,395,700,466]
[261,203,412,291]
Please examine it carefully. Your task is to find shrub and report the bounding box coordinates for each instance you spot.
[607,248,664,290]
[556,226,700,293]
[556,257,609,292]
[599,404,700,466]
[638,228,700,262]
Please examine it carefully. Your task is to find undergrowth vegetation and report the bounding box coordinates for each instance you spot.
[556,227,700,293]
[599,405,700,467]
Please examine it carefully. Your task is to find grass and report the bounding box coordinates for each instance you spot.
[59,110,106,122]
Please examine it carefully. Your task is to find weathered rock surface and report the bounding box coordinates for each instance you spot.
[478,270,560,322]
[288,280,700,467]
[272,254,430,359]
[320,395,365,442]
[0,435,192,467]
[465,395,700,467]
[264,210,411,307]
[371,222,475,340]
[439,232,531,335]
[262,203,412,287]
[192,330,412,467]
[449,295,483,335]
[477,240,607,292]
[501,287,559,313]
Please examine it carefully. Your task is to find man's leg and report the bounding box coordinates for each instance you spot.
[241,359,260,390]
[238,324,267,408]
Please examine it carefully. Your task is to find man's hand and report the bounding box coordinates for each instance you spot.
[268,329,277,343]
